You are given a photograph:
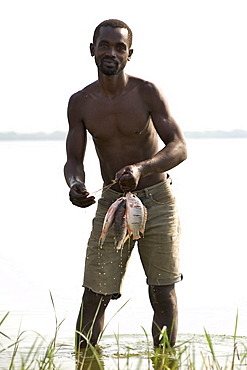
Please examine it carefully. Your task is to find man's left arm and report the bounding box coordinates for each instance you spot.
[116,82,187,191]
[137,82,187,176]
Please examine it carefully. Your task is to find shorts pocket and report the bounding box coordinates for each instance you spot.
[149,194,174,206]
[97,197,111,209]
[148,186,175,205]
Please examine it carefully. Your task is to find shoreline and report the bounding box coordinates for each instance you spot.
[1,129,247,140]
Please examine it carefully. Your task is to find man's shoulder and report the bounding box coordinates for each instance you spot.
[69,81,98,101]
[128,76,162,101]
[67,82,99,112]
[128,75,155,88]
[128,75,160,94]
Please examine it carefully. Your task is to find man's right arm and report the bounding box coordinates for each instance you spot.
[64,93,95,208]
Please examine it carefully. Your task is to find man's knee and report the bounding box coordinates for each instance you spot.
[83,288,100,304]
[149,284,177,307]
[82,288,111,309]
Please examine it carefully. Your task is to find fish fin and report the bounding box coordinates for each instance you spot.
[98,236,104,248]
[140,206,148,234]
[123,234,130,243]
[132,231,141,240]
[126,224,132,236]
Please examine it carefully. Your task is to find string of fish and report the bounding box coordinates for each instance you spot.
[91,179,172,250]
[92,181,147,250]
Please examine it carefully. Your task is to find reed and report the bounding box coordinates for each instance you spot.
[0,296,246,369]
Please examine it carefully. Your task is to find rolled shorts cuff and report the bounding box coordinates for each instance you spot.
[82,284,122,299]
[147,273,183,286]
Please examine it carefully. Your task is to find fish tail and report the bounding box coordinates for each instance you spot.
[115,242,122,250]
[98,236,104,248]
[115,233,130,250]
[115,239,123,250]
[132,231,141,240]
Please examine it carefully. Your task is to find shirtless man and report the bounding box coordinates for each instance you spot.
[64,19,187,350]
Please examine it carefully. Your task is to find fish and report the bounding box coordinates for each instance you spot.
[125,192,147,240]
[98,192,147,250]
[98,197,125,248]
[113,199,128,250]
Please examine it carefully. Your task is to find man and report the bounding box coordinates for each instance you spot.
[64,19,187,350]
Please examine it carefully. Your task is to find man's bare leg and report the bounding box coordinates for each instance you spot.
[148,284,178,347]
[76,288,111,351]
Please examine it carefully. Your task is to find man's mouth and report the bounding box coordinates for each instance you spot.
[102,59,117,68]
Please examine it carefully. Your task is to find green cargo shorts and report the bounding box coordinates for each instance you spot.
[83,176,182,298]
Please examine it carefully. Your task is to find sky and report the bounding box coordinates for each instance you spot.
[1,0,247,133]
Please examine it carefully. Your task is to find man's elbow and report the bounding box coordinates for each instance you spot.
[180,142,187,163]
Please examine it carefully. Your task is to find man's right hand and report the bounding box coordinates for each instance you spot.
[69,182,95,208]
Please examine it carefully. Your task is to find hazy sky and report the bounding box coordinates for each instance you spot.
[1,0,246,133]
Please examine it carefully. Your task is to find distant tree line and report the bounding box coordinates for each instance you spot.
[184,129,247,139]
[0,131,66,140]
[0,129,247,140]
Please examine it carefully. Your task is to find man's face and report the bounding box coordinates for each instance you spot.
[91,26,133,76]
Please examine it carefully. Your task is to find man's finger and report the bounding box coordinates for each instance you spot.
[70,194,95,205]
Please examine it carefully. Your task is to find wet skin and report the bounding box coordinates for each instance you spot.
[64,25,187,350]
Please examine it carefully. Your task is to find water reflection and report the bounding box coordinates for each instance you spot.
[76,356,104,370]
[75,347,105,370]
[73,344,179,370]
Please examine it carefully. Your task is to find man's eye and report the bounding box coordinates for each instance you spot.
[117,46,125,51]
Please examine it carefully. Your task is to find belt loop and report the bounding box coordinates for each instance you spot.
[145,188,149,198]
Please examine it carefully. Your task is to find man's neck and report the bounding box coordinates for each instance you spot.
[98,72,129,98]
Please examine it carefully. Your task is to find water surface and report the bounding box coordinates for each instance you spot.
[1,139,247,368]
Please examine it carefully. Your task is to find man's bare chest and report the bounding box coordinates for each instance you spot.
[82,94,150,138]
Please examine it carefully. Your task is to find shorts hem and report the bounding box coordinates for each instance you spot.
[82,284,121,299]
[147,273,183,286]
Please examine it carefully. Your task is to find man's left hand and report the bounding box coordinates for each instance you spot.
[115,165,141,193]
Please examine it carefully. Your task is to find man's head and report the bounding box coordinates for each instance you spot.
[93,19,133,48]
[90,19,133,76]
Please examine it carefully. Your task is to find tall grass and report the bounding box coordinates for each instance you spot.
[0,292,67,370]
[1,296,247,370]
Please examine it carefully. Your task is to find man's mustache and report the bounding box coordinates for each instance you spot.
[101,56,117,61]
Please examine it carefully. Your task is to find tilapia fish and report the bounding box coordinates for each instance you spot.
[99,197,125,248]
[99,192,147,250]
[114,199,128,250]
[125,192,147,240]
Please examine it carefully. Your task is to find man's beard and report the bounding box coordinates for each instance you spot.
[99,65,118,76]
[97,57,125,76]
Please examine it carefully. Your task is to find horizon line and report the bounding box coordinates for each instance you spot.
[0,129,247,140]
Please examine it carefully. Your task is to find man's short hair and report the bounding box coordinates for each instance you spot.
[93,19,133,47]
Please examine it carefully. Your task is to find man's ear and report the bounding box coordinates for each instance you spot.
[90,43,95,57]
[128,49,133,61]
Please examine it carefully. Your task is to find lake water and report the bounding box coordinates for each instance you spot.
[0,138,247,369]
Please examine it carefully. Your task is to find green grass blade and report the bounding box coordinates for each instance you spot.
[0,312,10,326]
[0,330,12,340]
[230,310,239,370]
[233,309,238,340]
[204,328,221,369]
[99,299,130,341]
[75,331,104,370]
[0,312,11,340]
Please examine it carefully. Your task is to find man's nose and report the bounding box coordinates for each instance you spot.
[105,47,115,57]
